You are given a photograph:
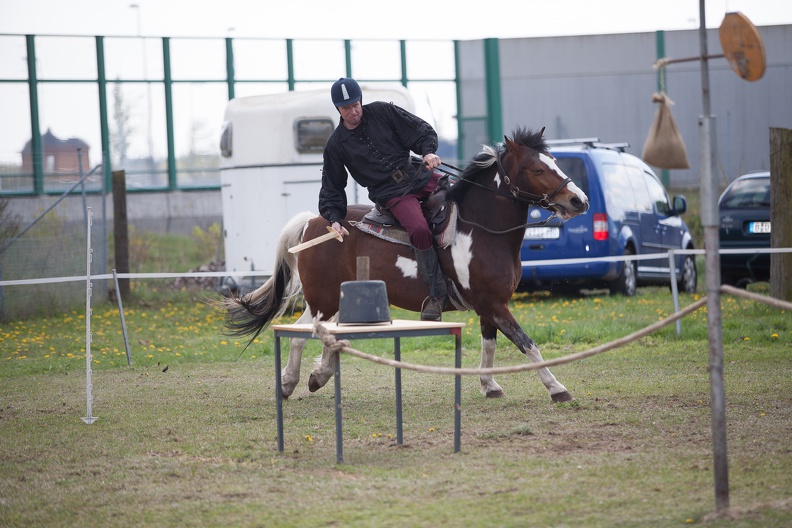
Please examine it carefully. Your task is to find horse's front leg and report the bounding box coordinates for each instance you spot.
[492,311,573,403]
[281,310,314,398]
[308,312,340,393]
[479,319,505,398]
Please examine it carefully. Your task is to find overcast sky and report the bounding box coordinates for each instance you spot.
[1,0,789,165]
[2,0,790,41]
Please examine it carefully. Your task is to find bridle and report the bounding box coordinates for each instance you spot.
[438,147,574,236]
[494,149,572,210]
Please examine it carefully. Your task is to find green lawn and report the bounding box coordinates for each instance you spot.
[1,279,790,527]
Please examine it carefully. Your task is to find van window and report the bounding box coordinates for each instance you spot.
[554,157,589,196]
[601,164,635,210]
[295,118,334,153]
[626,166,652,212]
[643,171,671,214]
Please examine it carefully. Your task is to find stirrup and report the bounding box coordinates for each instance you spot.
[420,296,443,322]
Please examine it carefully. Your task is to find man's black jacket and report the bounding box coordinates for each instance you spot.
[319,101,439,225]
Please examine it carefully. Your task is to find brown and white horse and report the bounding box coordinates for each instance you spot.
[222,127,589,402]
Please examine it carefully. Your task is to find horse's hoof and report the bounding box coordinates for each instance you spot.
[308,373,321,393]
[486,389,505,399]
[551,391,574,403]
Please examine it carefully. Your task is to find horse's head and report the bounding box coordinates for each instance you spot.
[500,127,589,219]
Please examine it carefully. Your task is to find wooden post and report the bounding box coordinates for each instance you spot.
[112,170,130,298]
[770,128,792,301]
[356,256,370,281]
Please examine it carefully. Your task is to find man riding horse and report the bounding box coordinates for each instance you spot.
[319,77,447,321]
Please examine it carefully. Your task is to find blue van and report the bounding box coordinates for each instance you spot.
[518,139,697,296]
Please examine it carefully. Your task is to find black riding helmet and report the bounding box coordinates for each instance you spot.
[331,77,362,107]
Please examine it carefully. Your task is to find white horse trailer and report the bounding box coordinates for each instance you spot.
[218,86,416,289]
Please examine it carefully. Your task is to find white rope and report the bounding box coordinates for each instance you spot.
[720,284,792,310]
[312,296,709,376]
[311,285,788,376]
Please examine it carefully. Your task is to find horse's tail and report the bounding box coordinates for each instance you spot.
[220,211,314,346]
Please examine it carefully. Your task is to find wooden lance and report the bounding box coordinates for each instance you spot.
[288,226,350,254]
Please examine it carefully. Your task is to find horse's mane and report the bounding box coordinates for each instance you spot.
[447,127,547,202]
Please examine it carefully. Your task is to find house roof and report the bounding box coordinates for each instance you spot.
[21,129,90,153]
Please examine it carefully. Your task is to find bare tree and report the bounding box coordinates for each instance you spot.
[110,80,134,166]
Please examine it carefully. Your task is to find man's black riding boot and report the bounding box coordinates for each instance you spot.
[414,247,448,321]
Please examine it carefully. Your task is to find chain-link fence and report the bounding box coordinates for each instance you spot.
[0,170,109,320]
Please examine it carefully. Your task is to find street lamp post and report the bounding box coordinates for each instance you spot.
[129,3,155,182]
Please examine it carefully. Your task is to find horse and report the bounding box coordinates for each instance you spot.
[221,127,589,402]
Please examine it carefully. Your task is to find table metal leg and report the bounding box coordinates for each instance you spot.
[275,335,284,453]
[334,352,343,464]
[394,337,403,445]
[454,331,461,453]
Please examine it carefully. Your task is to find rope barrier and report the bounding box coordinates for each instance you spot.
[310,285,788,376]
[312,296,710,376]
[720,284,792,310]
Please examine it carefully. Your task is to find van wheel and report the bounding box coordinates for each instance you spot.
[609,248,636,296]
[677,255,697,293]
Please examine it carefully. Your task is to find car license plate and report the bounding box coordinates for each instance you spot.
[524,227,560,239]
[748,221,771,234]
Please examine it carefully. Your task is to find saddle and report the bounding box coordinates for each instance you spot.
[354,175,457,248]
[352,176,472,312]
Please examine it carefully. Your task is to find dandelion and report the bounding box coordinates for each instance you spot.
[304,435,313,442]
[771,333,778,339]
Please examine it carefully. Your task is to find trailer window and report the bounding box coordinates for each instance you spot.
[295,118,334,153]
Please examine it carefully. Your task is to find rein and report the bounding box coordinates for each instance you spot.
[455,208,561,235]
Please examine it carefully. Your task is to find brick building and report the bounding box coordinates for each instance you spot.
[21,129,90,174]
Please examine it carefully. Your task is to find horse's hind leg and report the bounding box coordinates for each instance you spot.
[281,309,313,399]
[308,312,340,393]
[479,321,505,398]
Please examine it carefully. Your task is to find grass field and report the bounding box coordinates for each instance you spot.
[1,265,790,527]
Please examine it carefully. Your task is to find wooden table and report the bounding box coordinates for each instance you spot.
[271,319,465,463]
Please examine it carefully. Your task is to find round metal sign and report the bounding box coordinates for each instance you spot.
[719,11,766,81]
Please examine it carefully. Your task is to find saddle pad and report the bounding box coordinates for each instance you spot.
[352,201,458,249]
